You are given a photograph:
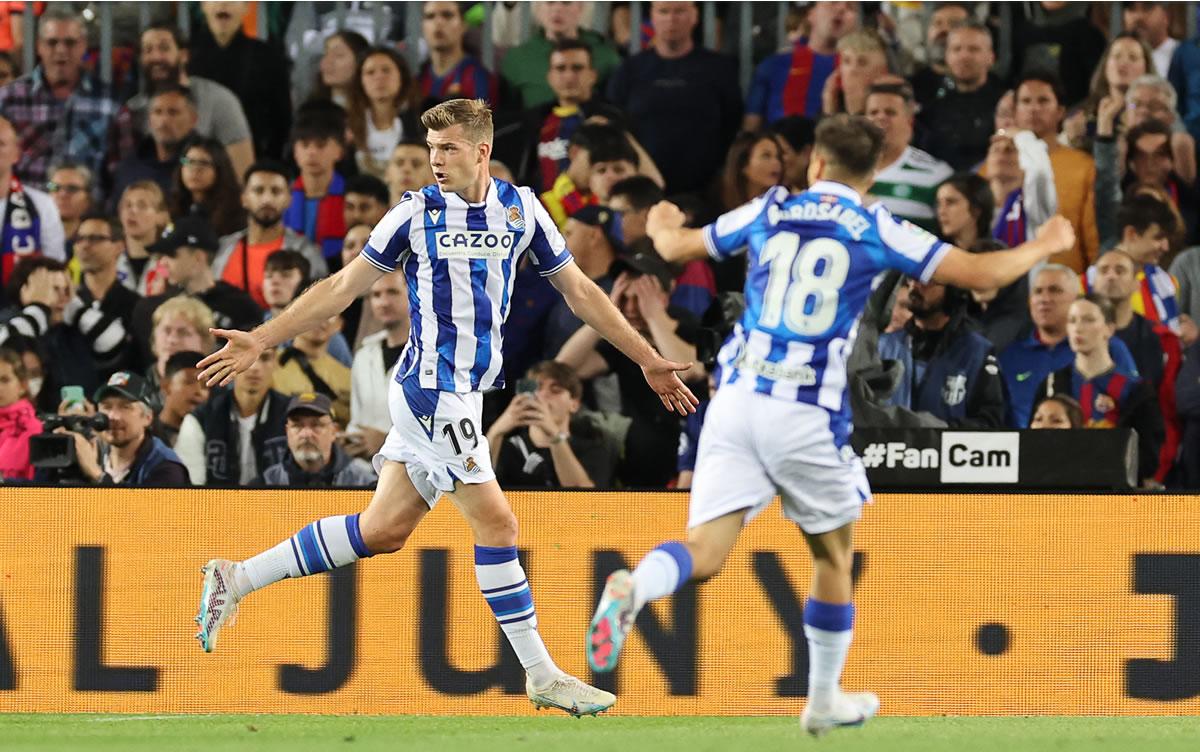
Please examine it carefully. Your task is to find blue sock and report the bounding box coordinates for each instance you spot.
[803,598,854,705]
[475,545,559,686]
[631,541,693,609]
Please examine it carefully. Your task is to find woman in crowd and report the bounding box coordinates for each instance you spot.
[1030,394,1085,429]
[148,297,216,394]
[935,173,994,249]
[346,46,422,179]
[1036,294,1163,486]
[170,138,245,237]
[1065,32,1155,151]
[720,131,784,212]
[0,347,42,480]
[312,30,370,108]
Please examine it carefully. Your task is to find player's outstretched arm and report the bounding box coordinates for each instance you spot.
[550,263,699,416]
[197,255,384,387]
[932,215,1077,291]
[646,201,708,263]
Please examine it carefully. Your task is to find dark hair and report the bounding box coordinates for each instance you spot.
[609,175,664,210]
[142,23,186,50]
[568,122,624,153]
[311,29,371,102]
[937,173,994,243]
[588,133,639,167]
[291,101,348,146]
[1124,117,1174,180]
[77,209,124,242]
[0,347,26,383]
[243,159,293,186]
[813,114,884,180]
[0,51,16,74]
[1015,69,1066,108]
[347,46,421,155]
[345,174,390,206]
[164,350,204,381]
[4,257,67,304]
[265,249,311,281]
[722,131,784,210]
[1032,394,1084,428]
[551,38,593,63]
[147,81,196,106]
[1076,291,1118,325]
[768,115,816,152]
[1117,191,1178,237]
[866,80,915,107]
[170,137,245,236]
[527,360,583,401]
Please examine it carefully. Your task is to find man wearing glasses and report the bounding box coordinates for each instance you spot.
[0,8,122,192]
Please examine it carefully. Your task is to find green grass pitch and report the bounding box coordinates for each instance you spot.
[3,714,1199,752]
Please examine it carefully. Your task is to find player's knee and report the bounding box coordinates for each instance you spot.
[479,509,519,546]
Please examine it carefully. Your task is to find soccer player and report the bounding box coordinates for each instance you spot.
[193,98,698,717]
[585,114,1076,735]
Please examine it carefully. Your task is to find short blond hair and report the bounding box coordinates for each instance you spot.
[837,28,888,57]
[420,98,493,144]
[152,296,216,354]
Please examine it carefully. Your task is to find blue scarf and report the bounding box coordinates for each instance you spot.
[1,175,42,300]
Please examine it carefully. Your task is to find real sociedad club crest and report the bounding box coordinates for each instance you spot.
[507,205,525,230]
[943,373,967,407]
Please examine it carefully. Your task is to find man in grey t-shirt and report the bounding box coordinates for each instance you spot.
[116,24,254,178]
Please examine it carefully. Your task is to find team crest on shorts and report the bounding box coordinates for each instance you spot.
[942,373,967,406]
[463,456,480,474]
[507,205,525,230]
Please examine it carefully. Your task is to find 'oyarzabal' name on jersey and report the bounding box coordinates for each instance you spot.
[435,231,515,259]
[767,201,871,241]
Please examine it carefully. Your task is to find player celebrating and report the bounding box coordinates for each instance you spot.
[585,115,1075,735]
[193,98,697,717]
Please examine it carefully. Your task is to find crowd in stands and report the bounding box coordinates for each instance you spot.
[1,1,1199,490]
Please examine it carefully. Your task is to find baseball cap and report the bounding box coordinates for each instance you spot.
[285,392,334,420]
[93,371,157,405]
[571,204,625,253]
[611,237,675,291]
[147,215,219,256]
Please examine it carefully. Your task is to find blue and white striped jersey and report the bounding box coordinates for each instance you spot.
[705,180,949,420]
[360,178,573,392]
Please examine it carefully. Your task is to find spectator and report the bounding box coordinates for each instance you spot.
[0,346,41,479]
[347,46,422,180]
[916,21,1005,171]
[261,248,354,367]
[417,1,500,107]
[501,1,621,110]
[994,89,1016,131]
[998,263,1140,428]
[488,360,619,488]
[345,271,408,461]
[877,278,1006,428]
[254,392,376,488]
[1122,0,1200,145]
[1036,293,1163,486]
[4,338,46,412]
[59,371,190,486]
[587,136,639,204]
[538,122,617,229]
[1029,393,1084,428]
[112,85,199,206]
[130,215,262,366]
[312,30,370,109]
[146,296,215,394]
[518,39,624,193]
[1063,33,1155,153]
[384,141,434,204]
[343,174,390,230]
[908,2,971,103]
[115,181,171,297]
[67,211,142,377]
[171,138,246,238]
[543,204,622,357]
[1121,75,1197,185]
[272,314,352,426]
[1011,70,1100,272]
[557,254,700,487]
[0,114,66,294]
[0,8,120,190]
[283,106,348,264]
[1009,2,1106,108]
[1121,119,1199,246]
[123,24,254,179]
[608,175,660,245]
[743,1,858,128]
[1172,338,1200,487]
[188,1,292,162]
[964,237,1033,355]
[865,81,952,231]
[822,29,891,117]
[47,161,92,251]
[175,347,290,486]
[213,161,328,311]
[768,116,816,191]
[154,350,209,447]
[720,132,784,212]
[607,0,742,194]
[984,128,1057,248]
[935,172,993,249]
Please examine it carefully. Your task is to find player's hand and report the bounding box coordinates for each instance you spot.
[645,201,686,240]
[197,328,265,387]
[1035,216,1076,256]
[641,356,700,416]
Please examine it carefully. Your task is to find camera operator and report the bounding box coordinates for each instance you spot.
[55,372,190,485]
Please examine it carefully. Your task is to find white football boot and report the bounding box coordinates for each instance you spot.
[587,569,637,673]
[195,559,241,653]
[527,673,616,717]
[800,690,880,736]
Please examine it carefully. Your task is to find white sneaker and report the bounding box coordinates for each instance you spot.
[800,691,880,737]
[195,559,241,653]
[527,673,616,717]
[587,569,637,673]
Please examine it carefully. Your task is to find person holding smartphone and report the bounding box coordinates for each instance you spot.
[485,361,618,489]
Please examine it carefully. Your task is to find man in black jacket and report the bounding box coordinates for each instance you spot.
[253,393,376,488]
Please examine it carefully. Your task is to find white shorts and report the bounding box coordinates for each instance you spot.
[688,385,871,534]
[373,376,496,507]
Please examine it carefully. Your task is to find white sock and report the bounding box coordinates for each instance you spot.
[238,514,373,598]
[475,545,560,687]
[804,624,854,709]
[631,542,693,610]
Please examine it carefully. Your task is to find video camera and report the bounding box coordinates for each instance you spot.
[29,413,110,472]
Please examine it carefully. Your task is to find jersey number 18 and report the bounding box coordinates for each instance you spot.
[759,234,850,337]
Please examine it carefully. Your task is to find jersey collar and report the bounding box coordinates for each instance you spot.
[808,180,863,205]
